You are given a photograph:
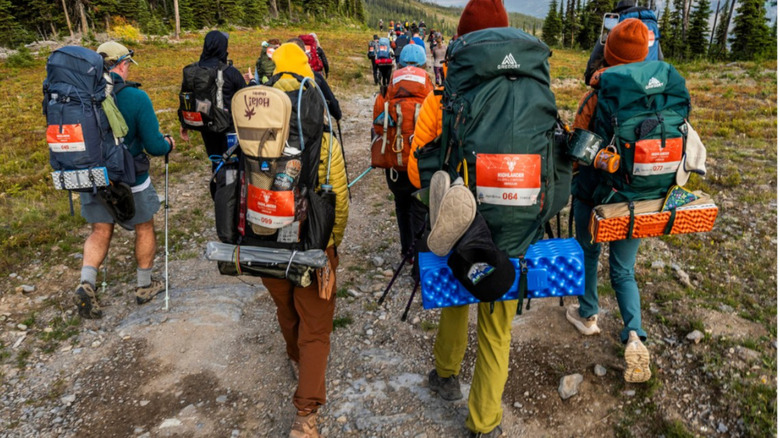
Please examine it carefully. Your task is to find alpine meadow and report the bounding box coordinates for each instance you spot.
[0,0,777,437]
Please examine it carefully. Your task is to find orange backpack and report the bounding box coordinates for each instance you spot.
[371,66,433,171]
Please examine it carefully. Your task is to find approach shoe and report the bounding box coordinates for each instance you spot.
[289,411,320,438]
[624,330,651,383]
[468,426,503,438]
[428,369,463,401]
[565,304,601,336]
[428,170,451,227]
[74,282,103,319]
[427,179,476,257]
[135,280,164,305]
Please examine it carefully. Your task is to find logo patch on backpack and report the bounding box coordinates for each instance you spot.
[498,53,519,70]
[47,124,86,152]
[645,77,664,90]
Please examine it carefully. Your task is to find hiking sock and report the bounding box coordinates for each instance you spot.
[80,266,98,288]
[137,267,152,288]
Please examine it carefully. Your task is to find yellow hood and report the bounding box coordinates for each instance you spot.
[272,43,315,80]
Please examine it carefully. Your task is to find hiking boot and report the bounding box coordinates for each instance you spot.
[427,180,476,257]
[289,411,320,438]
[565,304,601,336]
[135,280,164,305]
[468,426,503,438]
[428,369,463,401]
[429,170,451,227]
[74,282,103,319]
[624,330,651,383]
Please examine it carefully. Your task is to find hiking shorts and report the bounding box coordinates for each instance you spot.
[80,180,161,226]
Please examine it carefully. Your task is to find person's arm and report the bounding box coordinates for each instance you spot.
[319,132,349,248]
[317,47,329,78]
[315,74,342,121]
[135,91,173,156]
[573,90,597,131]
[408,91,442,188]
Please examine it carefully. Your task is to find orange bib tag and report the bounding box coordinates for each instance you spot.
[47,124,86,152]
[476,154,541,206]
[246,185,295,228]
[633,137,683,176]
[182,111,204,126]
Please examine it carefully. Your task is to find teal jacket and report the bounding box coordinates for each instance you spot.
[111,73,171,187]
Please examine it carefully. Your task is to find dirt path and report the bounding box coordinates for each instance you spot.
[0,84,769,438]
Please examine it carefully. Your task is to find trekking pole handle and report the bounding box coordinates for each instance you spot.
[164,134,172,163]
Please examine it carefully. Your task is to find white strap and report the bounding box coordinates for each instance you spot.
[381,101,389,154]
[216,68,225,110]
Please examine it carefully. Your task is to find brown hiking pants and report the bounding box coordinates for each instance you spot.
[262,246,338,413]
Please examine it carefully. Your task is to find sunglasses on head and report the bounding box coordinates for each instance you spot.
[115,49,135,64]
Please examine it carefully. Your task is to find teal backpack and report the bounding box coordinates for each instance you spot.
[417,27,571,258]
[589,61,691,205]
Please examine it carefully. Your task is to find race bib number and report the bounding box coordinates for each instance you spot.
[633,137,683,176]
[267,47,275,59]
[181,111,204,127]
[47,124,86,152]
[369,47,375,52]
[247,185,295,228]
[476,154,541,206]
[393,68,427,85]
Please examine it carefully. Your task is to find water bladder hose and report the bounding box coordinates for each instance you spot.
[297,77,334,188]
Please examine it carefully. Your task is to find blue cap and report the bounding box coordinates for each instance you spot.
[399,44,426,67]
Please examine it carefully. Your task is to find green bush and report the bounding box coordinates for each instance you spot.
[5,46,35,68]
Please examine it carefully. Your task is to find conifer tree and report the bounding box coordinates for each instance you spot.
[542,0,562,47]
[686,0,710,58]
[242,0,264,26]
[730,0,773,60]
[711,0,730,58]
[658,1,672,55]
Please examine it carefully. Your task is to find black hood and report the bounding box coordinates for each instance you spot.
[200,30,229,63]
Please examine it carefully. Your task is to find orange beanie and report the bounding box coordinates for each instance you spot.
[457,0,509,36]
[604,18,649,66]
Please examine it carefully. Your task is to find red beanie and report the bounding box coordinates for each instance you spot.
[604,18,649,66]
[457,0,509,36]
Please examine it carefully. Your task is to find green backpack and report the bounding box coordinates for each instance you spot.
[589,61,691,205]
[417,27,571,258]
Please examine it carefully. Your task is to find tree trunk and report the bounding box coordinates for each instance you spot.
[61,0,74,38]
[722,0,737,54]
[681,0,690,42]
[104,13,110,32]
[268,0,279,18]
[288,0,293,19]
[77,0,88,36]
[709,0,721,48]
[173,0,180,38]
[50,21,58,38]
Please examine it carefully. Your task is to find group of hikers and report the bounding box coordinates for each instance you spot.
[44,0,705,436]
[368,20,448,87]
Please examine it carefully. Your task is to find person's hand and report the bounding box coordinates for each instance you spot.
[243,68,252,83]
[164,135,175,151]
[179,126,189,142]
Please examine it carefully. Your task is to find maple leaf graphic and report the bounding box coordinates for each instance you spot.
[245,106,256,120]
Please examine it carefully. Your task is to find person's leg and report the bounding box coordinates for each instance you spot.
[372,61,379,84]
[433,305,469,378]
[573,198,601,318]
[385,170,418,256]
[291,247,338,413]
[465,299,516,434]
[134,219,156,270]
[264,277,301,363]
[83,222,114,276]
[609,238,646,342]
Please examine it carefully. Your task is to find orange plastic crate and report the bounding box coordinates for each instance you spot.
[590,202,718,243]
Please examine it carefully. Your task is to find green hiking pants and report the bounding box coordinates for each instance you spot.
[573,198,647,343]
[433,300,517,434]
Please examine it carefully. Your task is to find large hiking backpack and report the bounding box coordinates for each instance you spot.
[418,28,571,257]
[371,66,433,171]
[44,46,136,192]
[589,61,690,205]
[375,38,393,65]
[178,62,232,133]
[214,72,336,255]
[299,35,324,73]
[620,7,660,61]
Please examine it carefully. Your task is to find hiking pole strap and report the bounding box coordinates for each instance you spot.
[662,208,677,235]
[348,167,373,188]
[626,201,636,240]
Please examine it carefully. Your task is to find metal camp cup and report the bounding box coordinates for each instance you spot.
[568,128,604,166]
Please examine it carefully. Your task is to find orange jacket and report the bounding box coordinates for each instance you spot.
[407,88,443,188]
[574,67,609,131]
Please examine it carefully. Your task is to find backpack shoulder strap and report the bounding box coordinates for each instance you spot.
[113,80,141,96]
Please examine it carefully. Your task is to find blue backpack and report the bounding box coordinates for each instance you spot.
[44,46,135,192]
[376,38,392,64]
[620,7,660,61]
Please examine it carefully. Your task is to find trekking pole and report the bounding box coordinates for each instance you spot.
[164,152,170,311]
[348,166,374,189]
[377,254,411,305]
[400,280,420,322]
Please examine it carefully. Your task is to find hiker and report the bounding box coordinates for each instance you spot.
[431,35,446,86]
[374,36,395,89]
[287,38,342,122]
[260,42,349,438]
[392,33,409,67]
[407,0,567,435]
[584,0,662,85]
[73,42,174,319]
[299,33,329,79]
[568,18,653,383]
[379,18,384,31]
[368,34,380,85]
[178,30,247,199]
[371,44,432,261]
[255,38,281,84]
[411,33,426,53]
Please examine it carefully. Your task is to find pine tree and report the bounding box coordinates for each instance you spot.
[0,0,21,46]
[686,0,710,58]
[667,0,686,59]
[576,0,593,49]
[730,0,773,60]
[658,1,672,55]
[711,0,730,58]
[542,0,562,47]
[219,0,244,25]
[242,0,265,26]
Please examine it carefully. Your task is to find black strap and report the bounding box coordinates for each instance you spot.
[626,201,636,240]
[568,197,575,238]
[663,208,677,235]
[515,262,528,315]
[112,80,141,96]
